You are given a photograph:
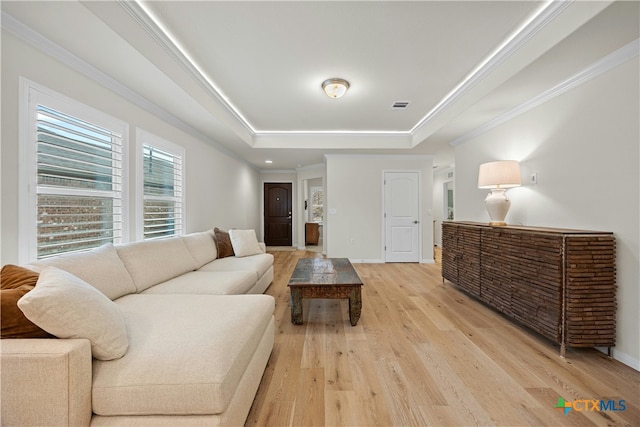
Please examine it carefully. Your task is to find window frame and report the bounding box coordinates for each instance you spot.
[135,128,185,240]
[309,186,324,223]
[19,78,129,263]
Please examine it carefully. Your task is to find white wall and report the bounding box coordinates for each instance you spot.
[1,31,261,264]
[453,57,639,368]
[325,155,433,263]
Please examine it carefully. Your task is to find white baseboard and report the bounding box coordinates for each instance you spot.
[421,258,435,264]
[349,259,384,264]
[603,349,640,371]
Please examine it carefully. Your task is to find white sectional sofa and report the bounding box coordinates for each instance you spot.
[0,229,275,426]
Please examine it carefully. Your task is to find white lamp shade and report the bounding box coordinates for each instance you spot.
[478,160,522,189]
[322,78,349,98]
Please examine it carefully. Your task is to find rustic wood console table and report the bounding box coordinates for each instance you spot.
[442,221,616,357]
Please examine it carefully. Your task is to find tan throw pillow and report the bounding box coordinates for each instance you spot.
[229,229,263,257]
[1,265,54,339]
[18,267,129,360]
[214,227,235,258]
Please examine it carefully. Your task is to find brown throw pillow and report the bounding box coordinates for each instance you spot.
[2,264,39,290]
[214,227,235,258]
[1,265,54,338]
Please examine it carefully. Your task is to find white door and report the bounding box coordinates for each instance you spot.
[384,172,420,262]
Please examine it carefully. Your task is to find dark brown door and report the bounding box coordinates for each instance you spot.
[264,183,292,246]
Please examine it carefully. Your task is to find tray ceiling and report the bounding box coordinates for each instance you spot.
[3,1,629,169]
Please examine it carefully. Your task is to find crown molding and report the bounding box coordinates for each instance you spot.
[296,163,325,172]
[117,0,255,136]
[2,11,119,96]
[411,0,573,138]
[3,1,619,155]
[253,132,413,149]
[324,154,433,161]
[1,10,258,171]
[112,0,577,148]
[451,38,640,147]
[260,169,298,175]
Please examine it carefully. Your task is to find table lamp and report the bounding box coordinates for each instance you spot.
[478,160,521,226]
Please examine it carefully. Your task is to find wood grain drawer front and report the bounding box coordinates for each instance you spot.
[441,221,616,353]
[479,228,513,315]
[457,226,481,296]
[502,231,563,343]
[565,235,617,348]
[441,223,458,284]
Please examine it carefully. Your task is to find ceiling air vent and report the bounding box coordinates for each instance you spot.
[391,101,411,110]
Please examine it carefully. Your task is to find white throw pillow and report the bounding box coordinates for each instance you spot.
[229,229,263,257]
[18,266,129,360]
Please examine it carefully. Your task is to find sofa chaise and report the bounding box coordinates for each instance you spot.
[1,228,275,426]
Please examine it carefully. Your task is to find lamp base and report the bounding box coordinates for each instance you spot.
[484,188,511,226]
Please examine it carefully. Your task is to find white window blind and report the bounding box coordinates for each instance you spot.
[36,105,124,258]
[138,131,184,240]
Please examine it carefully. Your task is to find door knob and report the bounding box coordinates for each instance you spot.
[414,220,420,224]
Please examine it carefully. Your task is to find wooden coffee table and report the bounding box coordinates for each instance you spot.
[288,258,363,326]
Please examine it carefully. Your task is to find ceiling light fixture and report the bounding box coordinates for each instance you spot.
[322,78,350,98]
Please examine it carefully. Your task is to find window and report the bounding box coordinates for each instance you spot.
[136,129,184,240]
[20,79,128,261]
[310,186,324,222]
[445,180,454,220]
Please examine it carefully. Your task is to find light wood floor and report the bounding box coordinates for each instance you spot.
[246,250,639,427]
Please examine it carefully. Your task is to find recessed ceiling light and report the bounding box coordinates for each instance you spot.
[265,160,273,164]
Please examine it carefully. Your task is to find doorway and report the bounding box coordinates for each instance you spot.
[304,178,324,253]
[264,182,292,246]
[444,180,454,221]
[384,171,421,262]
